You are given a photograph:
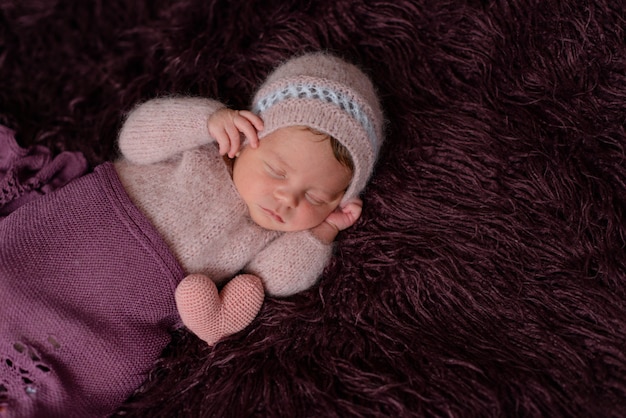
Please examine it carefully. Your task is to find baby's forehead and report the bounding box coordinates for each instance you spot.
[260,130,350,180]
[274,124,328,137]
[260,125,329,145]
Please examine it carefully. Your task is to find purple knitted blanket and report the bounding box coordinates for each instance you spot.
[0,125,87,217]
[0,163,184,417]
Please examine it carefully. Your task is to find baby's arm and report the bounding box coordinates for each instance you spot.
[118,97,226,164]
[246,198,363,296]
[245,231,333,297]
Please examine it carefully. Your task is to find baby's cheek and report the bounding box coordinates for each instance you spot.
[316,205,337,223]
[297,205,325,228]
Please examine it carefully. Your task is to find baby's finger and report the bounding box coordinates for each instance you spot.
[346,203,363,224]
[339,199,363,228]
[340,197,363,210]
[211,128,230,156]
[238,110,264,131]
[235,119,260,149]
[224,123,242,158]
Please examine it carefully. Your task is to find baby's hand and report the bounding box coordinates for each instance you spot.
[325,197,363,232]
[311,197,363,244]
[208,108,264,158]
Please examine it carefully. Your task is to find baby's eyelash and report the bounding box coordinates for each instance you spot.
[306,193,326,205]
[265,164,285,178]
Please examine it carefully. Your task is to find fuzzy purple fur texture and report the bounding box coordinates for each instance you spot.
[1,1,626,417]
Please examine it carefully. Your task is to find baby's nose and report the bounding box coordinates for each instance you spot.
[275,188,298,208]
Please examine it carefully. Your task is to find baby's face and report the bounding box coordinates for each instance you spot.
[233,126,352,232]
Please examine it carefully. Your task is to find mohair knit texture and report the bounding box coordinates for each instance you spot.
[252,52,384,202]
[115,96,332,296]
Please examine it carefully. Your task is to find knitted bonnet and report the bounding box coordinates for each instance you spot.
[251,52,384,201]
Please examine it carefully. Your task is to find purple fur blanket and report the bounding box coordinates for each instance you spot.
[1,0,625,417]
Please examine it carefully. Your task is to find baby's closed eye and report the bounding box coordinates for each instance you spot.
[305,193,327,206]
[265,163,286,179]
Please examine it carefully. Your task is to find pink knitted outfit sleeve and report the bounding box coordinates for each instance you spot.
[118,96,226,164]
[247,230,333,296]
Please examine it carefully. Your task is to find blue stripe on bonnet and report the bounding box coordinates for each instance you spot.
[252,82,379,154]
